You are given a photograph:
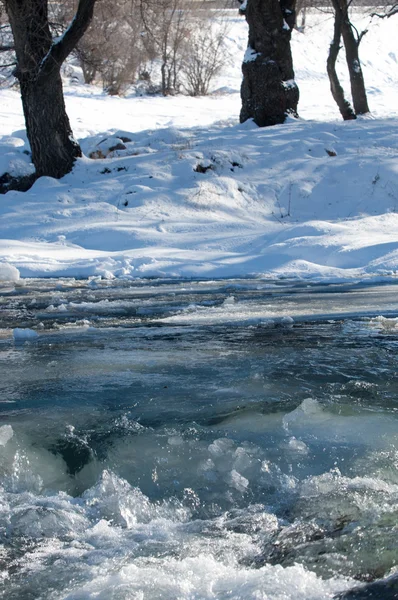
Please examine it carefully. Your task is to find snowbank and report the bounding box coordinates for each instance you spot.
[0,11,397,282]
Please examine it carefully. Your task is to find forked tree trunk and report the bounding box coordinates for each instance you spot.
[4,0,96,181]
[330,0,369,115]
[240,0,299,127]
[327,8,356,120]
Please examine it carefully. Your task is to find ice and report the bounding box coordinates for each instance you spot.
[223,295,235,306]
[82,470,154,528]
[13,327,39,341]
[288,436,309,455]
[281,316,294,326]
[0,262,20,282]
[0,424,13,446]
[0,430,71,494]
[227,469,249,492]
[209,438,236,457]
[9,501,90,538]
[283,398,330,431]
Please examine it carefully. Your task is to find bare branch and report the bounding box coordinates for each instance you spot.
[371,4,398,19]
[42,0,97,74]
[349,20,367,46]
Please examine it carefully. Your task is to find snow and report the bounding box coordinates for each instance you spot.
[0,10,398,282]
[243,46,259,63]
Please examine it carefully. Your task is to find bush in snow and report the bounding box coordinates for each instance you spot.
[181,17,230,96]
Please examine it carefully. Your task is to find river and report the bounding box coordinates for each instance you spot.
[0,278,397,599]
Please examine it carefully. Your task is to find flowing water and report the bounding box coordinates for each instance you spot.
[0,278,398,600]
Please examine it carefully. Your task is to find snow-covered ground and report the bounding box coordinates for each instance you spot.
[1,10,398,282]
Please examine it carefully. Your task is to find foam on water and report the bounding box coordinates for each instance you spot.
[1,404,397,599]
[0,464,352,600]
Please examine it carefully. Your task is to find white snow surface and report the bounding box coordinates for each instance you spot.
[1,11,398,281]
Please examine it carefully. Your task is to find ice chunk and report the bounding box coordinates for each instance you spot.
[208,438,235,457]
[0,424,13,446]
[223,295,235,306]
[13,328,39,341]
[281,316,294,326]
[283,398,329,431]
[288,437,309,455]
[227,469,249,492]
[0,263,20,282]
[83,470,153,528]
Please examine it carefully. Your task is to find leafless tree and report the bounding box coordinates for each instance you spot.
[140,0,190,95]
[328,0,369,117]
[327,3,356,119]
[61,0,147,94]
[2,0,97,182]
[0,3,15,81]
[182,12,230,95]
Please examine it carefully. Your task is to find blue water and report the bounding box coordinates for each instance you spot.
[0,279,397,599]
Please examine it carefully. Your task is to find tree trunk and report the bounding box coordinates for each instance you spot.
[161,59,167,95]
[331,0,369,115]
[20,72,81,178]
[4,0,96,181]
[327,7,356,120]
[240,0,299,127]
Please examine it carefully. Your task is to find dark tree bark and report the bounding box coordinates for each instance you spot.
[330,0,369,116]
[327,7,356,120]
[240,0,299,127]
[4,0,97,180]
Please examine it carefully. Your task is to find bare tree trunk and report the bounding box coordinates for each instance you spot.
[20,71,81,178]
[330,0,369,115]
[4,0,97,180]
[240,0,299,127]
[327,7,356,120]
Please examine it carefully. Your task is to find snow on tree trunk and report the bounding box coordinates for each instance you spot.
[240,0,299,127]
